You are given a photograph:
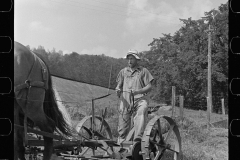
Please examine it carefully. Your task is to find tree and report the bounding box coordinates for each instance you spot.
[146,2,228,111]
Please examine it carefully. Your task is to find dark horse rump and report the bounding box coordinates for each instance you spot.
[14,41,72,160]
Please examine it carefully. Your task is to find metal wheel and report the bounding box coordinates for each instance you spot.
[141,115,182,160]
[75,115,113,157]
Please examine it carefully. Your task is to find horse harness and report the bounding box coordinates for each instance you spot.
[14,51,49,110]
[14,51,49,146]
[14,52,49,94]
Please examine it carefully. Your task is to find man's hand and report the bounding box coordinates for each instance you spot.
[132,90,140,96]
[132,83,152,96]
[116,88,122,98]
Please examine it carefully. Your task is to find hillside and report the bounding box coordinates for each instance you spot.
[52,76,119,120]
[52,75,228,160]
[52,75,228,128]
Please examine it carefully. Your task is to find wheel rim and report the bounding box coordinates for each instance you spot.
[141,115,182,160]
[75,116,113,157]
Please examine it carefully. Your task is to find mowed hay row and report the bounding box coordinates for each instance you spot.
[52,75,120,120]
[52,76,118,108]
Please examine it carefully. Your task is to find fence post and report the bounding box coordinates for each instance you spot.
[171,86,176,118]
[179,95,184,120]
[221,98,225,115]
[207,97,211,129]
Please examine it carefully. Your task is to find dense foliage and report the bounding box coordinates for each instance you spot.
[141,3,228,112]
[32,47,127,89]
[30,3,228,113]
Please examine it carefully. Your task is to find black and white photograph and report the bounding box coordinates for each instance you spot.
[13,0,230,160]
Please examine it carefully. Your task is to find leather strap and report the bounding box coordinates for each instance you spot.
[14,52,48,93]
[14,81,45,93]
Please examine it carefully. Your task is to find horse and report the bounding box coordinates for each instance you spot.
[14,41,72,160]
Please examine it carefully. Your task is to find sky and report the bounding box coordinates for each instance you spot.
[15,0,228,58]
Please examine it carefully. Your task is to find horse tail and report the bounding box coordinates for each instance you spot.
[39,58,72,137]
[44,74,73,137]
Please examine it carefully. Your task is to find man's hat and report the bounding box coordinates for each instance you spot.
[124,49,140,60]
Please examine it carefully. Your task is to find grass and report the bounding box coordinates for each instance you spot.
[52,76,228,160]
[181,127,228,160]
[172,116,228,160]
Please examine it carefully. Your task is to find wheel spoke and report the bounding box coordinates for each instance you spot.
[152,130,158,142]
[101,127,107,138]
[166,147,179,154]
[98,124,106,135]
[90,117,92,130]
[164,125,174,143]
[154,149,164,160]
[157,119,164,144]
[93,130,107,139]
[79,147,90,156]
[92,148,95,156]
[99,116,105,132]
[94,125,108,139]
[149,140,164,147]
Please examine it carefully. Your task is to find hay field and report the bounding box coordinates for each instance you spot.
[52,76,228,160]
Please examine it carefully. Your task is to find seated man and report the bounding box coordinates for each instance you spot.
[115,49,154,146]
